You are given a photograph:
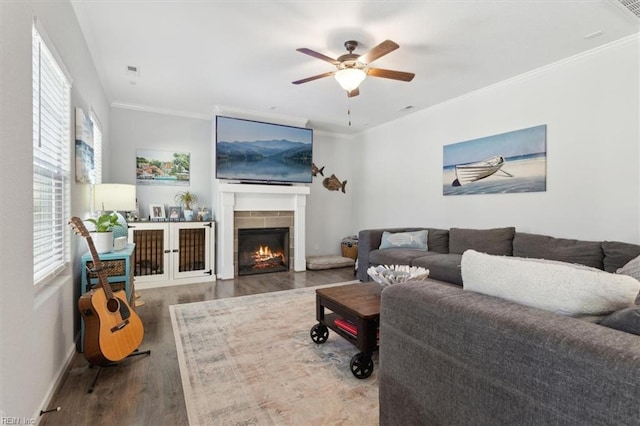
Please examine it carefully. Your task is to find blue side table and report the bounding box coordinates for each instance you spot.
[79,243,136,351]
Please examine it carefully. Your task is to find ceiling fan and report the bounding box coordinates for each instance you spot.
[292,40,415,97]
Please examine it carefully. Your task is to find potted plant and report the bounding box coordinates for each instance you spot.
[175,191,198,221]
[86,212,122,253]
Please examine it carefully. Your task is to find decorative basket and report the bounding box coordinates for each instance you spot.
[367,264,429,288]
[340,242,358,260]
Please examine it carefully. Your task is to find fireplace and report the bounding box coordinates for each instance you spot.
[218,183,309,279]
[237,227,290,275]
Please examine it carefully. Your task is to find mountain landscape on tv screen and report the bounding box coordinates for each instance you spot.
[216,139,313,182]
[216,139,312,163]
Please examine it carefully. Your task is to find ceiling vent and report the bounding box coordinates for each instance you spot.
[617,0,640,18]
[126,65,140,76]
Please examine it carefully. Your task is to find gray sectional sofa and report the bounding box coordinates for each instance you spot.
[380,280,640,425]
[357,226,640,284]
[356,226,640,425]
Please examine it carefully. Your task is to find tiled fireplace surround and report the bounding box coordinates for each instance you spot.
[218,183,310,279]
[234,211,293,276]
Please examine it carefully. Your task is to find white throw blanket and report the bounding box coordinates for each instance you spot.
[461,250,640,316]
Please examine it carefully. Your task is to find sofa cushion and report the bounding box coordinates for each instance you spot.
[379,230,428,251]
[599,307,640,336]
[616,255,640,305]
[411,253,463,286]
[426,228,449,254]
[369,248,429,266]
[449,227,515,255]
[513,232,604,269]
[461,250,640,316]
[603,241,640,273]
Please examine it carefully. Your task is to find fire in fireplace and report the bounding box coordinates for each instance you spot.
[237,227,289,275]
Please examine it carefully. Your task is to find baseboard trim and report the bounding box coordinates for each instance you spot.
[135,276,215,290]
[34,342,77,425]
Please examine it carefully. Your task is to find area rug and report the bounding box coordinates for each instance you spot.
[170,281,379,425]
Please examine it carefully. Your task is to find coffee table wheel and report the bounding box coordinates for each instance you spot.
[310,323,329,344]
[350,352,374,379]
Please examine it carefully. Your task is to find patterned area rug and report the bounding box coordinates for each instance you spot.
[170,281,379,425]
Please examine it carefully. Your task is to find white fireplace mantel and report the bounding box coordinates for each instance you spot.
[217,183,310,279]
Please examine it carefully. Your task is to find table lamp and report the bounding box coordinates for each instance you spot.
[92,183,137,241]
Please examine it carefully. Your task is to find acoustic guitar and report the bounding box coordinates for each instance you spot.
[69,217,144,366]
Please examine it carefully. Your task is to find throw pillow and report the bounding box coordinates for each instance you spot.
[616,254,640,304]
[599,307,640,336]
[617,254,640,280]
[461,250,640,316]
[379,230,428,251]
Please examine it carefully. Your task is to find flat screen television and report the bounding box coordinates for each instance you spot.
[215,115,313,184]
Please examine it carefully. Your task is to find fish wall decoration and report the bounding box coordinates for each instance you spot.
[312,163,325,177]
[323,174,347,193]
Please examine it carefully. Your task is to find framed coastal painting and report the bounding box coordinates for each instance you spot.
[136,149,190,185]
[75,108,94,183]
[443,125,547,196]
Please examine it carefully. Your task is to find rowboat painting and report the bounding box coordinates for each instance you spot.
[452,155,512,186]
[443,125,547,195]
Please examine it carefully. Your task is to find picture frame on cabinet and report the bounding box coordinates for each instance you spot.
[149,204,165,220]
[168,206,181,221]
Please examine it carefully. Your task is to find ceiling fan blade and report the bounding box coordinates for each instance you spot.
[347,87,360,98]
[357,40,399,64]
[292,71,335,85]
[296,48,340,65]
[367,67,415,82]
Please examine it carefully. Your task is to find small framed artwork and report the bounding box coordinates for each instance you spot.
[136,149,190,186]
[168,206,181,221]
[149,204,165,221]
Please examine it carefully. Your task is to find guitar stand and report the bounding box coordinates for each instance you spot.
[87,348,151,393]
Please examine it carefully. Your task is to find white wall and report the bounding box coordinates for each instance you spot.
[1,0,110,420]
[108,108,354,274]
[110,107,357,261]
[351,36,640,244]
[109,107,212,218]
[305,131,356,256]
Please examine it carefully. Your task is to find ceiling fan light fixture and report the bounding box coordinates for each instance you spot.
[334,68,366,92]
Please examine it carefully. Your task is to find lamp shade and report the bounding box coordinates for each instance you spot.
[93,184,136,212]
[334,68,366,92]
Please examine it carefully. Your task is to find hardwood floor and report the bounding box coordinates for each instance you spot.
[40,267,356,426]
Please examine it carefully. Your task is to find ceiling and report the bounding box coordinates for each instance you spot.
[70,1,639,135]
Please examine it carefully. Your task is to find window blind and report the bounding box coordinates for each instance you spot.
[32,26,71,285]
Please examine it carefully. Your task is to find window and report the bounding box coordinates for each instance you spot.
[90,110,103,184]
[32,24,72,286]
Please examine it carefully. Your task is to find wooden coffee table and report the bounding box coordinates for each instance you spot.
[310,282,380,379]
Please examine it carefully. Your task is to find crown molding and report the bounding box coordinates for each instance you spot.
[213,105,308,128]
[110,102,212,121]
